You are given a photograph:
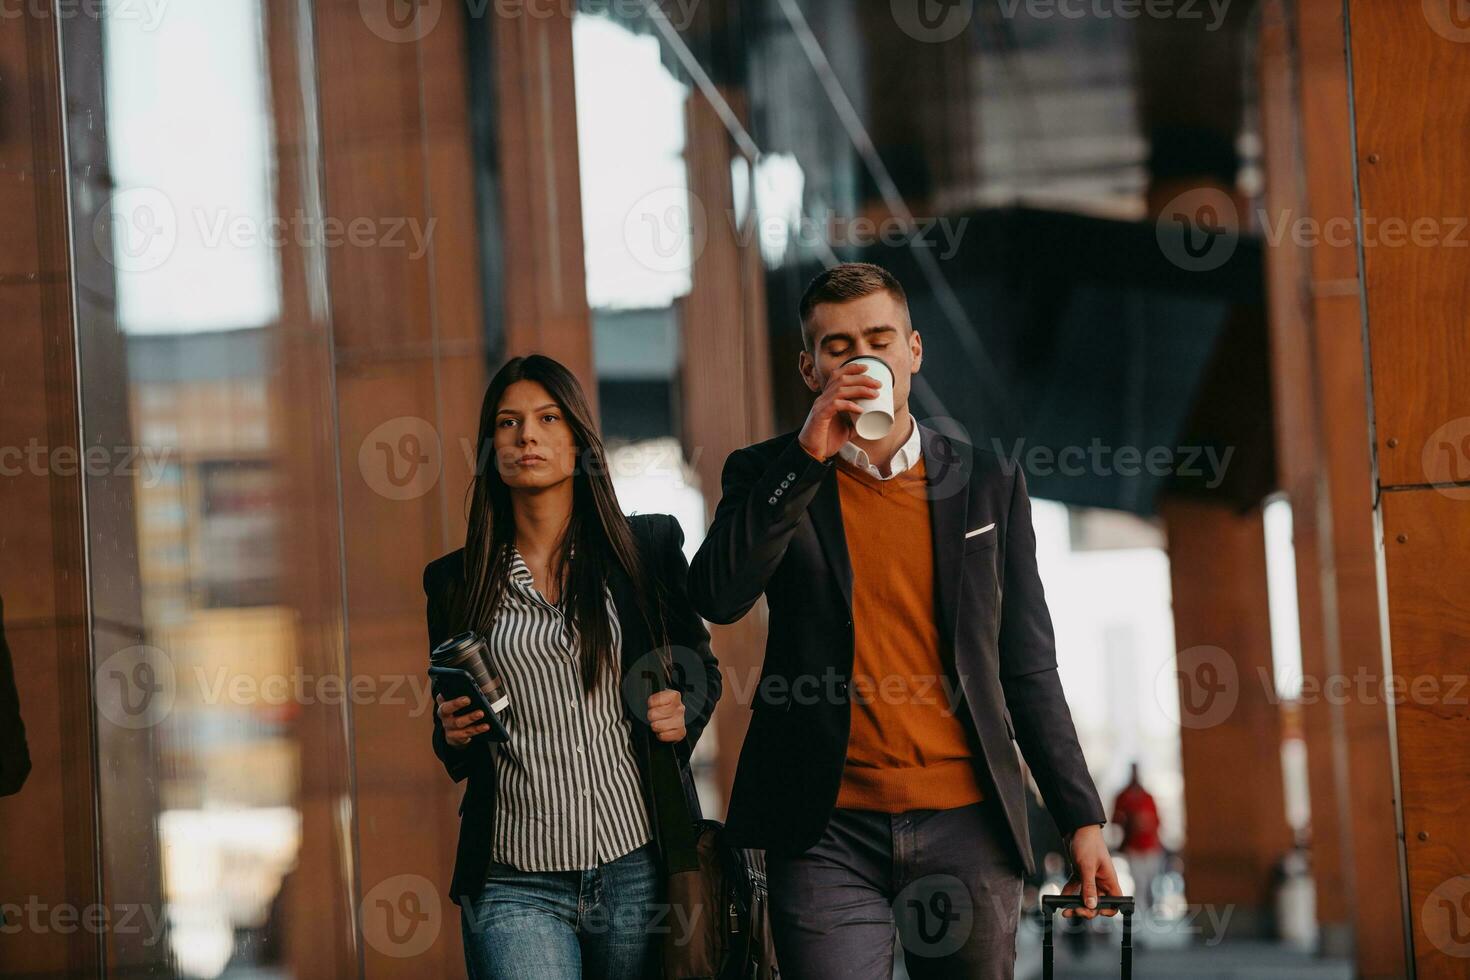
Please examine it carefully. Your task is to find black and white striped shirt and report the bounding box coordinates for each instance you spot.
[485,546,652,872]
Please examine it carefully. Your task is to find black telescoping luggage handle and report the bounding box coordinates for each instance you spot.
[1041,895,1136,979]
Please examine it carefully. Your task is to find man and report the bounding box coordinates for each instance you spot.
[689,263,1119,978]
[1111,762,1164,915]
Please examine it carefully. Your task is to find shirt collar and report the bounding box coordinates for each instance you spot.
[837,415,921,480]
[508,543,576,589]
[508,548,535,589]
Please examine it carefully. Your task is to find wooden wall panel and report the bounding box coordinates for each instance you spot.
[1349,0,1470,489]
[1298,0,1406,968]
[1348,1,1470,974]
[1379,491,1470,975]
[1258,0,1353,949]
[1260,0,1407,972]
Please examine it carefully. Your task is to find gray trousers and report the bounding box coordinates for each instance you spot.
[767,798,1025,980]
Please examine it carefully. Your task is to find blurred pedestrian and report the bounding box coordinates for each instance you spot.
[1111,763,1164,914]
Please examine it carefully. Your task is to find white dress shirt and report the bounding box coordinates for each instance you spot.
[837,415,921,480]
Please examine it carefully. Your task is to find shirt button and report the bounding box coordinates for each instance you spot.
[787,472,796,480]
[576,745,584,753]
[768,496,777,504]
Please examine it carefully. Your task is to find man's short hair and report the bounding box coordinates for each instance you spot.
[798,262,909,352]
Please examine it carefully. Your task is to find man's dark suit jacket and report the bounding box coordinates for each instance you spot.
[688,424,1105,876]
[423,513,721,904]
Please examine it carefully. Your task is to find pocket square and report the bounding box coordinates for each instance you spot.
[964,522,995,539]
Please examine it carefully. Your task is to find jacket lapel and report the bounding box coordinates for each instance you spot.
[921,423,972,653]
[808,464,854,613]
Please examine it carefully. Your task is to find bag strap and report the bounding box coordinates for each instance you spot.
[650,739,701,873]
[631,657,702,874]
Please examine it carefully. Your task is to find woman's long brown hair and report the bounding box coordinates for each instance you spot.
[460,355,669,691]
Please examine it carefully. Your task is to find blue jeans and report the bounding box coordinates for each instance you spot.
[461,841,662,980]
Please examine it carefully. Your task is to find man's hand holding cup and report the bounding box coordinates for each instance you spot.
[797,360,882,463]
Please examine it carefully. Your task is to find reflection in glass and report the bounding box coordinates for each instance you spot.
[571,10,715,810]
[80,0,339,975]
[104,0,280,333]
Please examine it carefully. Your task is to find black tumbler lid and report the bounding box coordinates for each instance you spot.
[430,630,484,663]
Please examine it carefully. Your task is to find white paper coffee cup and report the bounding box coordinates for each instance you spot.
[844,355,894,439]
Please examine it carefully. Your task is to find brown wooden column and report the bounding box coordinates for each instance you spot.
[491,4,595,389]
[1258,0,1407,971]
[311,1,594,973]
[1159,498,1293,939]
[1141,3,1294,935]
[1294,0,1406,961]
[1258,5,1353,954]
[680,86,774,805]
[309,1,498,975]
[1296,0,1406,968]
[0,8,99,978]
[1347,2,1470,975]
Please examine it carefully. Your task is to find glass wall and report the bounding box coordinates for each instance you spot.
[39,0,496,974]
[63,0,357,973]
[570,8,720,810]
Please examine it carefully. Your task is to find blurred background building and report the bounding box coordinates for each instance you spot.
[2,0,1467,976]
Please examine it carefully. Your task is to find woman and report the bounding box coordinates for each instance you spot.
[424,354,721,980]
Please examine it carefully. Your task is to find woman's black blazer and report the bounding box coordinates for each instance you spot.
[423,512,721,905]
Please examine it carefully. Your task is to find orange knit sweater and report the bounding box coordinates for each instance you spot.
[833,454,985,812]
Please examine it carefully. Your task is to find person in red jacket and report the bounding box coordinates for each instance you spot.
[1111,763,1164,914]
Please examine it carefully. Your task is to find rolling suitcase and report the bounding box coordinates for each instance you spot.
[1040,894,1136,979]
